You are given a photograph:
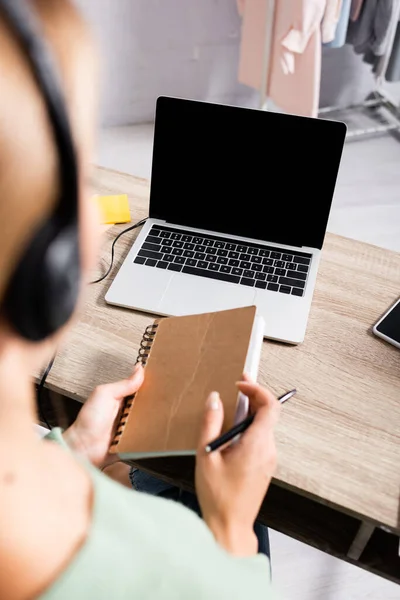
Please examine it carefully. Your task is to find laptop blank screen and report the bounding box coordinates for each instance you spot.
[149,97,346,250]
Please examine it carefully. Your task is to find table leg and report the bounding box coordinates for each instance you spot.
[347,521,375,561]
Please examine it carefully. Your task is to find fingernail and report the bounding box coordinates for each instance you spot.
[207,391,220,410]
[132,363,142,375]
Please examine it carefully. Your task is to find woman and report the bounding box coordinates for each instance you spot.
[0,1,280,598]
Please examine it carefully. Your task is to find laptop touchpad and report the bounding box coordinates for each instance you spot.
[160,274,256,316]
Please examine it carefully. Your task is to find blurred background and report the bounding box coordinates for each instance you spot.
[75,0,400,125]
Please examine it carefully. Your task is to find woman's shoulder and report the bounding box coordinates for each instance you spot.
[0,441,92,600]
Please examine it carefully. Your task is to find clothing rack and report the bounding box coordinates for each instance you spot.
[259,0,276,110]
[258,0,400,140]
[319,89,400,139]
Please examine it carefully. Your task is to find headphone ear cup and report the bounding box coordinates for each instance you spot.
[4,221,80,342]
[42,223,80,334]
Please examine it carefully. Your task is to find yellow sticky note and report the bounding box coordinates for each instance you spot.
[96,194,131,224]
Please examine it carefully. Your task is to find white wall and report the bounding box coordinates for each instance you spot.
[74,0,258,126]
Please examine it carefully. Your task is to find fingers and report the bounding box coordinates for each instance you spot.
[95,364,144,400]
[235,380,280,445]
[128,363,145,394]
[246,402,279,437]
[197,391,224,454]
[236,379,279,416]
[231,401,278,474]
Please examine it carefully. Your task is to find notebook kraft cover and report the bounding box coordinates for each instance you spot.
[111,305,260,458]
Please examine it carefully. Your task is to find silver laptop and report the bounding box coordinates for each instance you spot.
[106,97,346,344]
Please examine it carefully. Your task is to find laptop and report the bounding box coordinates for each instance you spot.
[106,97,346,344]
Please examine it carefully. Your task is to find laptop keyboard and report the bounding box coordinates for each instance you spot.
[133,225,311,297]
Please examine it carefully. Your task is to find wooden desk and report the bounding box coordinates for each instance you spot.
[41,166,400,582]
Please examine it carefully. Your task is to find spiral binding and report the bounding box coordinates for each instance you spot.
[110,322,159,448]
[136,323,158,366]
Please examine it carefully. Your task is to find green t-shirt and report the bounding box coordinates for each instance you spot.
[40,429,273,600]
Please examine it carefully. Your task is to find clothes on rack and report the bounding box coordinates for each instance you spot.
[350,0,364,21]
[322,0,344,43]
[324,0,352,48]
[385,16,400,80]
[368,0,400,78]
[237,0,341,118]
[237,0,399,117]
[346,0,394,57]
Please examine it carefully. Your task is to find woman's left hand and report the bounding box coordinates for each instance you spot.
[63,364,144,468]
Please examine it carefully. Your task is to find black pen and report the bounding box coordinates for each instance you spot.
[205,389,297,453]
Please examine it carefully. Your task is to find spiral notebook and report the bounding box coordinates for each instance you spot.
[109,305,265,459]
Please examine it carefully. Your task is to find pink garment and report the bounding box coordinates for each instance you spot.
[238,1,340,117]
[237,0,246,16]
[350,0,364,21]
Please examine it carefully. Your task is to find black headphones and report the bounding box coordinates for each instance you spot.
[0,0,80,342]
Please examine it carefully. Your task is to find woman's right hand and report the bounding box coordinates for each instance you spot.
[195,376,280,556]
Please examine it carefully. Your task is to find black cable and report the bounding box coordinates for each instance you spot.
[37,355,55,429]
[90,217,148,284]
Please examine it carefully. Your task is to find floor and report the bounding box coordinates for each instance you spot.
[95,124,400,599]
